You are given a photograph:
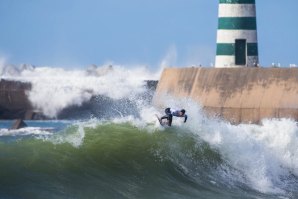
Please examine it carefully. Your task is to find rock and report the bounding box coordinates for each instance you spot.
[10,119,27,129]
[0,79,32,119]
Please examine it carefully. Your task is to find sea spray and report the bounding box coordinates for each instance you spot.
[1,64,159,118]
[40,122,86,148]
[183,101,298,194]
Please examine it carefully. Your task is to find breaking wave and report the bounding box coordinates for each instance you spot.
[0,105,298,198]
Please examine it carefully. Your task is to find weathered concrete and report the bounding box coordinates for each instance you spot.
[153,67,298,124]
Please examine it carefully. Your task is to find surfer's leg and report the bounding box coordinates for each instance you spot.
[160,115,168,120]
[168,114,173,126]
[161,108,172,124]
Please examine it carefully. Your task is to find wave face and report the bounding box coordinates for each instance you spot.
[1,117,298,199]
[0,65,298,198]
[0,123,222,199]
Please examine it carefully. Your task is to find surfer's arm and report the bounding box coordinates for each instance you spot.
[184,114,187,123]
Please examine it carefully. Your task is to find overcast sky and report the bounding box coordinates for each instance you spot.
[0,0,297,69]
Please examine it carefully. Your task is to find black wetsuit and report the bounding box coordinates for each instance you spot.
[160,108,187,126]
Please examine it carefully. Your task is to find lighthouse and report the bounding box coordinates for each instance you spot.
[215,0,259,68]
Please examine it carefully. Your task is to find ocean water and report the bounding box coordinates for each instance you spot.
[1,118,298,199]
[1,64,298,199]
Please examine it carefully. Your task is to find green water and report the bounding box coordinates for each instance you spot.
[0,122,294,199]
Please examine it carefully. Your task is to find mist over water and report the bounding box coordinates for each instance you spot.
[1,63,298,198]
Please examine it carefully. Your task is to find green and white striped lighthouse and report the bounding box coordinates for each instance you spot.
[215,0,259,68]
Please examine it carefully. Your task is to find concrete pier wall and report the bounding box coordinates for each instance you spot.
[154,67,298,124]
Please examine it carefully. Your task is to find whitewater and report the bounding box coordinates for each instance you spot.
[0,64,298,199]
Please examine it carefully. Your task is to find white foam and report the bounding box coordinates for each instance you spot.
[66,124,85,148]
[184,103,298,193]
[46,122,85,148]
[0,127,53,137]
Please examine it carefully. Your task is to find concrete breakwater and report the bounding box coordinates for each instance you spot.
[153,67,298,124]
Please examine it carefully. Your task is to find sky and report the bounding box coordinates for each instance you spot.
[0,0,297,69]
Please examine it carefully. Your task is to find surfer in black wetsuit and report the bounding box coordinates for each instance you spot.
[160,108,187,126]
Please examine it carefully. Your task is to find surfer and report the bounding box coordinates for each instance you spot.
[160,108,187,126]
